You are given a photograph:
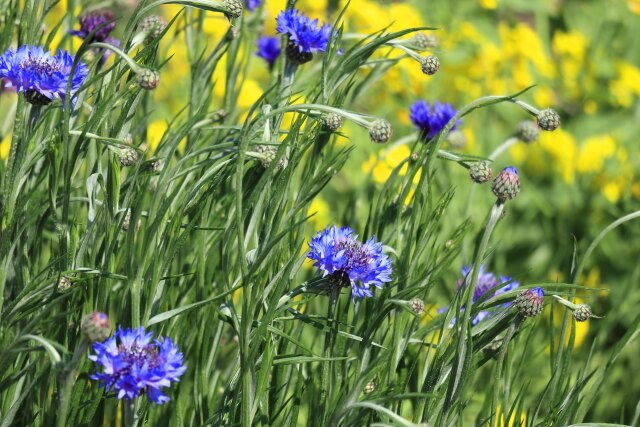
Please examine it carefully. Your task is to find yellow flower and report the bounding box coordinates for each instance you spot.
[539,128,577,183]
[479,0,497,9]
[362,144,412,184]
[576,135,616,174]
[147,121,168,152]
[627,0,640,13]
[552,30,589,62]
[609,61,640,107]
[307,197,331,230]
[1,133,12,160]
[494,405,526,427]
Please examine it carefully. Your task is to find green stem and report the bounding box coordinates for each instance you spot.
[492,317,521,427]
[320,287,339,426]
[124,399,138,427]
[57,339,89,427]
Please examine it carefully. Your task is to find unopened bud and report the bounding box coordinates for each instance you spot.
[515,287,544,318]
[516,120,539,143]
[369,119,393,144]
[323,113,343,132]
[469,161,492,184]
[491,166,520,202]
[536,108,560,131]
[136,69,160,90]
[408,298,425,315]
[420,55,440,76]
[119,146,138,166]
[572,304,592,322]
[81,312,111,342]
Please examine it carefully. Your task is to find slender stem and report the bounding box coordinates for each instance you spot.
[57,339,89,427]
[492,317,521,427]
[124,399,138,427]
[488,137,518,161]
[320,287,339,426]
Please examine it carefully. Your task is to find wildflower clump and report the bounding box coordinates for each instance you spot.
[89,326,186,404]
[0,46,88,105]
[307,226,393,300]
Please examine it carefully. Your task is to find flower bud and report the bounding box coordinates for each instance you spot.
[515,287,544,318]
[152,159,163,173]
[138,15,166,43]
[323,113,343,132]
[469,161,493,184]
[572,304,592,322]
[491,166,520,202]
[285,40,313,64]
[420,55,440,76]
[536,108,560,131]
[408,298,424,315]
[364,380,376,394]
[81,312,111,342]
[119,146,138,166]
[516,120,539,144]
[369,119,393,144]
[136,69,160,90]
[57,275,72,292]
[223,0,243,19]
[411,33,438,50]
[256,145,287,170]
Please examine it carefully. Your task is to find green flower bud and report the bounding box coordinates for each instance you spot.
[469,161,493,184]
[516,120,539,143]
[136,69,160,90]
[369,119,393,143]
[364,380,376,394]
[119,146,138,167]
[138,15,167,43]
[573,304,592,322]
[420,55,440,76]
[57,275,72,292]
[223,0,243,19]
[536,108,560,131]
[323,113,343,132]
[256,145,287,170]
[446,129,467,149]
[408,298,425,315]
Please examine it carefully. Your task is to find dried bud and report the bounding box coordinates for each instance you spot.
[515,287,544,318]
[223,0,243,18]
[119,146,138,166]
[516,120,539,143]
[469,161,493,184]
[57,275,72,292]
[536,108,560,131]
[572,304,592,322]
[420,55,440,76]
[136,69,160,90]
[323,113,343,132]
[491,166,520,202]
[409,298,425,315]
[369,119,393,144]
[81,312,111,342]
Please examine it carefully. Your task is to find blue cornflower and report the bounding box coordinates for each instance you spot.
[70,10,116,42]
[444,265,520,325]
[409,100,460,140]
[308,226,393,300]
[276,10,334,63]
[247,0,261,12]
[89,326,186,405]
[0,45,88,105]
[71,10,119,63]
[256,36,281,68]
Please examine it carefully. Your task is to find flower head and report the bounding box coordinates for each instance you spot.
[89,326,186,404]
[515,287,544,318]
[71,10,116,41]
[492,166,520,202]
[247,0,261,12]
[455,265,520,325]
[308,226,393,300]
[256,36,281,68]
[276,10,333,55]
[409,100,459,140]
[0,45,88,105]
